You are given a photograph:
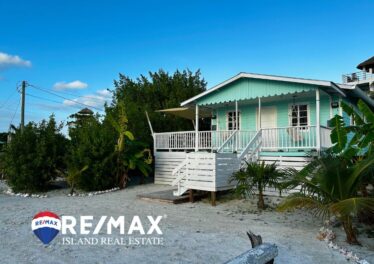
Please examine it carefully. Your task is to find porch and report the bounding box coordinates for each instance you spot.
[154,125,332,153]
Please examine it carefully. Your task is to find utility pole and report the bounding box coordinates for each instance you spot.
[20,80,26,132]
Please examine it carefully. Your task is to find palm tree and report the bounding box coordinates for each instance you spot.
[66,165,88,195]
[278,152,374,245]
[230,161,289,210]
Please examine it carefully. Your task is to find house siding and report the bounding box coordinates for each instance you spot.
[213,93,332,131]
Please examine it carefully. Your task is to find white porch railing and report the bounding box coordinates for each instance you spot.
[154,130,236,150]
[261,126,318,150]
[154,125,332,151]
[154,131,195,150]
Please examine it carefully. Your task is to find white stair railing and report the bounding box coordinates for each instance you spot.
[238,130,262,168]
[216,130,238,153]
[171,158,189,196]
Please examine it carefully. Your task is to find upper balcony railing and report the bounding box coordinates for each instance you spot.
[154,126,332,152]
[342,71,374,84]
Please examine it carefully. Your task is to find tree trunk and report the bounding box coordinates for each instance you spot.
[119,171,129,189]
[342,216,360,245]
[140,174,145,185]
[257,188,265,210]
[70,185,75,195]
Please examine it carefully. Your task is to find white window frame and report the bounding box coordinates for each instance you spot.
[226,110,241,130]
[288,102,310,129]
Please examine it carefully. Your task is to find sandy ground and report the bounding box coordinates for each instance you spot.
[0,182,372,264]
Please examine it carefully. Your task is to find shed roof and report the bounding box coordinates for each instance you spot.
[78,108,94,115]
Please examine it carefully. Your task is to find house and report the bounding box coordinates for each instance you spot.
[150,65,374,199]
[342,56,374,98]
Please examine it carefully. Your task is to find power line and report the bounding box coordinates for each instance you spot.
[28,84,105,111]
[26,93,65,105]
[0,105,46,116]
[26,93,108,114]
[9,98,20,126]
[37,85,109,103]
[0,90,18,109]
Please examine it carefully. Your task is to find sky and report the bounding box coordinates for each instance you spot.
[0,0,373,132]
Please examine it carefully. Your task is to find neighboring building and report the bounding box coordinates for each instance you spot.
[342,56,374,98]
[67,108,94,128]
[150,60,374,197]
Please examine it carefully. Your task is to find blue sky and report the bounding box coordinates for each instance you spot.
[0,0,373,132]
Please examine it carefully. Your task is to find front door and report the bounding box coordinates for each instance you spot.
[256,106,277,149]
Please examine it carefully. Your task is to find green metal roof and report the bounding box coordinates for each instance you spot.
[181,72,345,106]
[195,78,316,106]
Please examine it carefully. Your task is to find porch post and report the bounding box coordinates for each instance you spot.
[235,100,238,152]
[258,97,262,129]
[195,104,199,152]
[316,88,321,152]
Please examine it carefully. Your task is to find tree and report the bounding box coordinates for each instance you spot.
[68,114,118,191]
[230,161,289,209]
[2,116,67,192]
[0,132,7,151]
[110,69,207,147]
[108,102,152,189]
[278,152,374,245]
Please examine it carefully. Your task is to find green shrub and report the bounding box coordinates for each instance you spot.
[68,115,117,191]
[2,116,67,193]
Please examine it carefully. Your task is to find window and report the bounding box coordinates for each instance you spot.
[227,111,240,130]
[290,104,308,127]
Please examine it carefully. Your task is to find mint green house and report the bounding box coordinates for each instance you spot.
[151,72,374,197]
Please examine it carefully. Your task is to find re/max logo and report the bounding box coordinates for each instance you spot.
[60,216,163,235]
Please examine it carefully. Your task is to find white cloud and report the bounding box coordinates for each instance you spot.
[53,80,88,90]
[63,89,112,109]
[0,52,32,68]
[96,89,111,98]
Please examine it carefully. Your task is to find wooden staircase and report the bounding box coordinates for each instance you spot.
[171,131,262,196]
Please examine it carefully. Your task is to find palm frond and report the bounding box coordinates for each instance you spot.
[329,197,374,218]
[348,152,374,191]
[277,194,330,219]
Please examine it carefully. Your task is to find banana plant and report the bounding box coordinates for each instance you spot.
[330,99,374,155]
[108,102,152,189]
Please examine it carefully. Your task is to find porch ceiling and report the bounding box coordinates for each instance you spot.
[156,107,212,120]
